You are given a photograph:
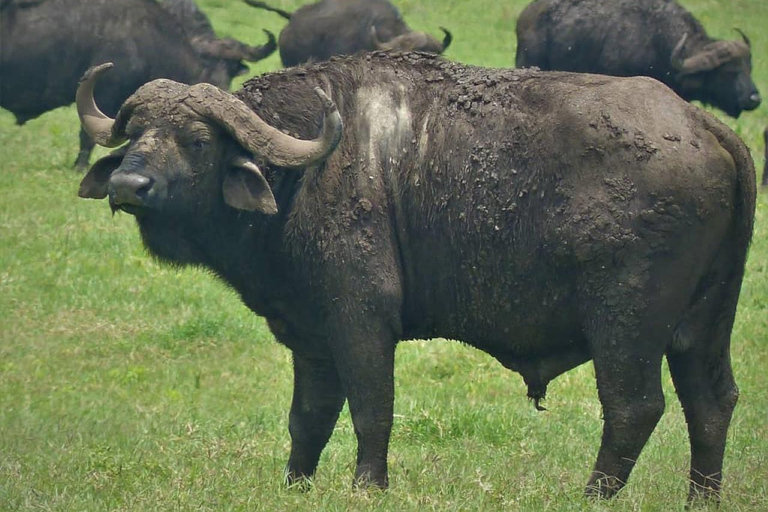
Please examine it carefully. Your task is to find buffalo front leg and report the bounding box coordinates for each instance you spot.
[285,353,346,485]
[668,348,738,503]
[330,320,397,489]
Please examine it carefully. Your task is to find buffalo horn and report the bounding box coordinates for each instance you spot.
[675,39,750,75]
[734,28,751,48]
[670,33,688,71]
[243,30,277,61]
[76,63,126,147]
[370,26,386,50]
[183,84,343,168]
[440,27,452,51]
[193,30,277,61]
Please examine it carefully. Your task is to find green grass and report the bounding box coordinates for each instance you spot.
[1,0,767,510]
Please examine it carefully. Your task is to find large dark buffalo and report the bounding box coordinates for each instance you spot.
[515,0,761,118]
[244,0,451,66]
[0,0,275,168]
[76,52,755,503]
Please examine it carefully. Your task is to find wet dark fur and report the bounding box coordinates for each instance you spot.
[84,52,756,501]
[516,0,760,118]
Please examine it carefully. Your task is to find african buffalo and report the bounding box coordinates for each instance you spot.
[515,0,761,118]
[0,0,275,168]
[76,52,755,503]
[244,0,451,66]
[160,0,277,80]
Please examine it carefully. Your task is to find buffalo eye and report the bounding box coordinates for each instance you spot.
[125,125,143,141]
[182,133,210,151]
[184,122,213,150]
[124,117,146,140]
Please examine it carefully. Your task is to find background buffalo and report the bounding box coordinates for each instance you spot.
[516,0,761,118]
[245,0,451,66]
[161,0,277,80]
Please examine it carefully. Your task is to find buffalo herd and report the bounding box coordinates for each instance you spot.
[2,0,765,505]
[1,0,277,167]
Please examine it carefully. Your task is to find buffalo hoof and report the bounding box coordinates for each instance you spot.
[284,468,314,491]
[685,479,722,508]
[73,154,90,171]
[584,475,624,499]
[352,469,388,491]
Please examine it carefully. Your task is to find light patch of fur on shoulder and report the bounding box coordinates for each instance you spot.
[355,84,413,177]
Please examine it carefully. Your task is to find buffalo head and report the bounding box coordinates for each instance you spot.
[194,30,277,87]
[76,63,342,261]
[671,31,760,118]
[370,26,452,54]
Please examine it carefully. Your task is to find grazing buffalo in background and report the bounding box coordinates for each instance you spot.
[0,0,275,168]
[160,0,276,79]
[515,0,761,118]
[76,52,755,503]
[244,0,451,66]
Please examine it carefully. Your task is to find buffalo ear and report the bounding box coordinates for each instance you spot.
[78,146,127,199]
[223,157,278,214]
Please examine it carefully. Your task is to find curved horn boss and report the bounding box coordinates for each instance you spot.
[192,29,277,62]
[182,84,342,168]
[671,37,750,75]
[76,64,343,169]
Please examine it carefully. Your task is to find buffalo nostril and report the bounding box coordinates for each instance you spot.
[742,93,762,110]
[109,173,153,206]
[134,180,152,200]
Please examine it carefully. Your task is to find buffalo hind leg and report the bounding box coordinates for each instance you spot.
[285,353,346,486]
[666,225,743,504]
[667,346,738,503]
[74,127,95,170]
[581,285,668,499]
[586,348,666,498]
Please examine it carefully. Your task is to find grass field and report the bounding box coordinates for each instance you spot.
[1,0,767,510]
